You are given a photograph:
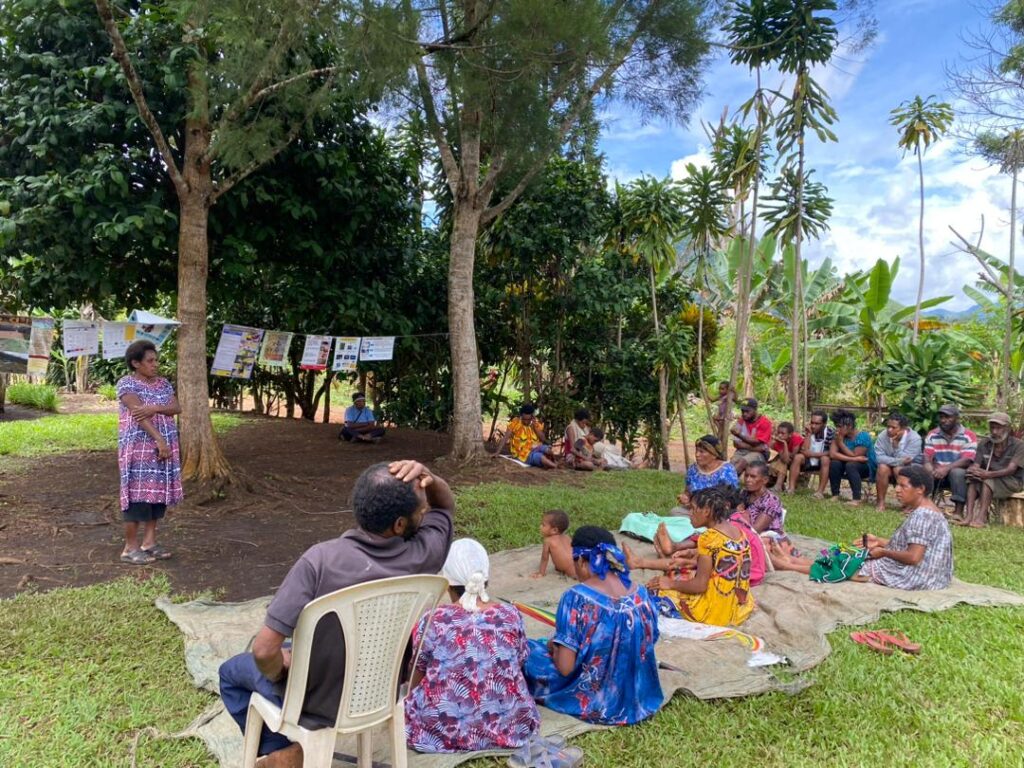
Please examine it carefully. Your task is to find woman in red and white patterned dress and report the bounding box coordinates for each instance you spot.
[115,340,182,564]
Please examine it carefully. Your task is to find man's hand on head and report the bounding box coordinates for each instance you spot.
[389,460,433,489]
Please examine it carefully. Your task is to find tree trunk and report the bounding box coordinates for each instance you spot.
[912,151,926,343]
[323,372,332,423]
[1002,167,1018,409]
[648,265,670,470]
[742,335,754,398]
[677,394,691,468]
[0,373,7,413]
[791,155,806,427]
[448,200,485,459]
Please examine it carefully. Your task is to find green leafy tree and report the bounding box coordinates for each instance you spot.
[379,0,714,460]
[889,94,954,343]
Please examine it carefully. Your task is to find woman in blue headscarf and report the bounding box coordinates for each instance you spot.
[523,526,663,725]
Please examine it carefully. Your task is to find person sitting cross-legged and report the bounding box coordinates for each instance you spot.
[769,465,953,591]
[961,412,1024,528]
[788,410,833,498]
[492,403,558,469]
[923,404,977,520]
[339,391,386,443]
[873,411,923,511]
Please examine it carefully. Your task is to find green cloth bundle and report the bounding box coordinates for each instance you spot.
[809,544,869,583]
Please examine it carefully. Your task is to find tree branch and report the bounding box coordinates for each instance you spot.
[413,54,461,196]
[94,0,186,198]
[950,219,1011,298]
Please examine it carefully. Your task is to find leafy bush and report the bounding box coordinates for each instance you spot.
[96,384,118,401]
[6,382,60,412]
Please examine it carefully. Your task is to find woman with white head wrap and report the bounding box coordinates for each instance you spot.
[405,538,540,753]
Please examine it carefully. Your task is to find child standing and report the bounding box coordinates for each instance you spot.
[531,510,575,578]
[648,486,755,626]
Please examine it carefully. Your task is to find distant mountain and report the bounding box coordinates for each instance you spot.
[924,305,982,321]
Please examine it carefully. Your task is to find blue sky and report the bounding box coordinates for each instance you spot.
[598,0,1011,310]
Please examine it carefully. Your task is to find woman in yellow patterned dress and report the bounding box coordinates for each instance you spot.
[648,487,754,626]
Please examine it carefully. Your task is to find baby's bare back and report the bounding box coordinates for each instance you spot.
[549,534,575,577]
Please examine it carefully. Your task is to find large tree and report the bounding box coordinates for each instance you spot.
[91,0,360,480]
[376,0,713,459]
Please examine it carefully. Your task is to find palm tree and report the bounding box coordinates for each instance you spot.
[889,95,954,342]
[614,177,687,469]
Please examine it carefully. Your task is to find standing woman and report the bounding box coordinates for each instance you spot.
[116,340,182,564]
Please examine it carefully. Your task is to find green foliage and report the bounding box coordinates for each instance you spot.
[872,335,982,433]
[97,383,118,401]
[761,167,834,243]
[890,95,955,157]
[5,382,60,411]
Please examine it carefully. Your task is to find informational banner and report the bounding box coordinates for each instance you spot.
[331,336,361,372]
[27,317,55,376]
[63,320,99,358]
[358,336,395,362]
[0,315,32,374]
[127,310,178,349]
[210,324,264,379]
[101,322,137,360]
[300,335,333,371]
[259,330,293,368]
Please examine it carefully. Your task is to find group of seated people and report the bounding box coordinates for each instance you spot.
[726,393,1021,528]
[222,449,960,767]
[493,404,631,470]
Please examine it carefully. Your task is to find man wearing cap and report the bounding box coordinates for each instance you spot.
[339,392,386,443]
[923,404,977,520]
[730,398,772,473]
[962,412,1024,528]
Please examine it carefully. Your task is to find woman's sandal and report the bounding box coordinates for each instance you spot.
[120,549,156,565]
[141,544,173,560]
[872,630,921,654]
[850,631,893,655]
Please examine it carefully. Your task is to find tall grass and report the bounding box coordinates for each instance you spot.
[5,382,60,412]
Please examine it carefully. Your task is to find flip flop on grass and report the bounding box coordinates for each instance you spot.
[850,631,893,655]
[872,630,921,654]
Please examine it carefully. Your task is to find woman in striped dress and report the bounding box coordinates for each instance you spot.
[116,340,183,564]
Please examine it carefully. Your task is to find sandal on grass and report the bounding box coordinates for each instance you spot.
[142,544,173,560]
[850,631,892,655]
[120,549,156,565]
[872,630,921,654]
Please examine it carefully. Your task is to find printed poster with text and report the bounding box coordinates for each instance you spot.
[0,315,31,374]
[358,336,395,362]
[331,336,361,372]
[300,335,333,371]
[63,320,100,358]
[27,317,55,376]
[259,330,293,368]
[210,324,264,379]
[101,322,137,360]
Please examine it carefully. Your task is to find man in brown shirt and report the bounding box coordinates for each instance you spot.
[962,412,1024,528]
[218,459,454,767]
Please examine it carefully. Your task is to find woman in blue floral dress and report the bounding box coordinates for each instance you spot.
[523,526,663,725]
[681,435,739,507]
[406,539,540,752]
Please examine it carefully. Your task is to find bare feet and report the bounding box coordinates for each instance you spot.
[257,744,303,768]
[812,491,825,500]
[847,500,862,507]
[622,542,640,571]
[654,523,674,557]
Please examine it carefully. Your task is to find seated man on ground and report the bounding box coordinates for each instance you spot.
[769,421,803,492]
[739,461,786,536]
[789,410,833,498]
[218,460,454,768]
[730,398,772,473]
[405,538,540,753]
[339,391,385,443]
[492,403,558,469]
[873,411,923,511]
[769,465,952,590]
[828,410,876,506]
[961,411,1024,528]
[524,526,663,725]
[923,404,977,520]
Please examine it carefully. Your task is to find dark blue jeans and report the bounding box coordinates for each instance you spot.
[219,652,292,756]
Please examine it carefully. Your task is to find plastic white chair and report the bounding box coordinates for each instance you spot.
[242,574,449,768]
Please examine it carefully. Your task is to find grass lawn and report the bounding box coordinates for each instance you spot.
[0,412,243,458]
[2,469,1023,767]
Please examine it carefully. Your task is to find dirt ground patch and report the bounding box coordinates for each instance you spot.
[0,415,564,600]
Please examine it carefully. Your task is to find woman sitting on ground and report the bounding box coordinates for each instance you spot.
[406,539,540,753]
[523,526,663,725]
[648,487,755,626]
[739,461,786,536]
[678,435,739,509]
[769,466,953,590]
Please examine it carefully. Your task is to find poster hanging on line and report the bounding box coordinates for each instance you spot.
[63,320,99,358]
[359,336,395,362]
[101,322,137,360]
[27,317,55,376]
[331,336,361,372]
[0,315,32,374]
[259,330,293,368]
[210,324,264,379]
[300,335,333,371]
[127,310,178,349]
